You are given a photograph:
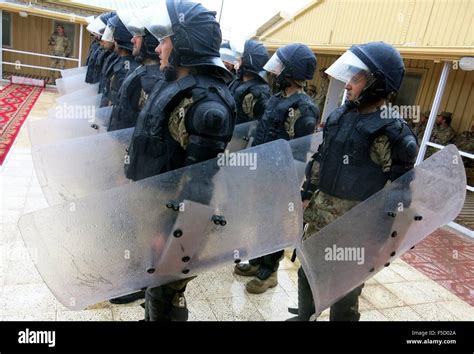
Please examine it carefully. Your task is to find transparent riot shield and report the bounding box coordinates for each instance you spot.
[31,129,322,208]
[226,121,258,153]
[33,128,133,205]
[56,74,91,96]
[60,66,88,79]
[297,145,466,317]
[47,103,108,124]
[55,84,100,107]
[28,118,108,147]
[19,139,303,310]
[288,132,323,185]
[91,106,113,128]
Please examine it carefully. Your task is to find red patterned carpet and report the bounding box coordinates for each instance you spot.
[402,228,474,306]
[0,84,43,165]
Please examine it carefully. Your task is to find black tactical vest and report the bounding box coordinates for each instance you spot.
[98,52,119,95]
[108,64,163,132]
[253,92,318,146]
[106,55,140,107]
[318,106,410,201]
[85,41,101,84]
[125,75,235,181]
[229,78,270,124]
[140,65,163,96]
[88,47,108,84]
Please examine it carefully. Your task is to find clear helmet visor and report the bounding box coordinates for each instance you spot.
[220,48,236,65]
[263,53,285,77]
[87,17,106,37]
[85,16,95,25]
[101,24,115,43]
[135,2,174,41]
[325,51,371,84]
[230,38,246,57]
[117,10,146,37]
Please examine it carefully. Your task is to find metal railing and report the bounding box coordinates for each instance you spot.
[416,61,473,237]
[0,11,84,83]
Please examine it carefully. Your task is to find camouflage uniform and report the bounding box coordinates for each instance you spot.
[168,97,194,150]
[413,121,427,141]
[431,125,456,145]
[454,131,474,168]
[314,76,329,114]
[48,32,71,80]
[242,93,257,120]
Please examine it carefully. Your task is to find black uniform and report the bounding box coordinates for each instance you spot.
[108,64,163,132]
[100,55,139,108]
[85,39,101,83]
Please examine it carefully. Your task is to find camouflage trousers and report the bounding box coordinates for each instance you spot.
[144,277,196,321]
[50,58,66,79]
[300,190,363,321]
[303,190,359,238]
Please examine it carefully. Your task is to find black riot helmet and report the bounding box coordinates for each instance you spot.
[117,10,159,62]
[141,30,160,61]
[108,15,134,52]
[264,43,316,89]
[137,0,230,80]
[326,41,405,106]
[239,40,269,80]
[99,12,115,25]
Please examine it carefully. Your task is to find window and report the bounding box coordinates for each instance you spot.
[395,72,423,107]
[2,11,12,47]
[52,20,76,57]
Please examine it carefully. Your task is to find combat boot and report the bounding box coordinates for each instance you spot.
[286,267,315,321]
[234,263,260,276]
[245,268,278,294]
[329,284,363,321]
[170,291,189,321]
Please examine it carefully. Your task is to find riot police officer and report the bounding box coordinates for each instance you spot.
[106,11,164,132]
[84,16,101,70]
[85,16,104,84]
[228,39,271,124]
[292,42,418,321]
[125,0,236,321]
[234,43,319,294]
[100,15,139,107]
[86,12,116,85]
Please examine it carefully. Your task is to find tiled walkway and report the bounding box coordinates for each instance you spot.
[402,229,474,306]
[0,87,473,321]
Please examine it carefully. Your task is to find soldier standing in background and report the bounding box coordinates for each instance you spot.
[48,24,71,83]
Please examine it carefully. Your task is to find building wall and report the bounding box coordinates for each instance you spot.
[260,0,473,50]
[3,12,92,77]
[308,55,473,133]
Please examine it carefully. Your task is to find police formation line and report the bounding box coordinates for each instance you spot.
[74,0,418,321]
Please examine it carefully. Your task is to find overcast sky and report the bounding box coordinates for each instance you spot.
[199,0,312,40]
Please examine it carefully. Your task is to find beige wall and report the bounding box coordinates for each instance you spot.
[3,12,92,77]
[260,0,473,52]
